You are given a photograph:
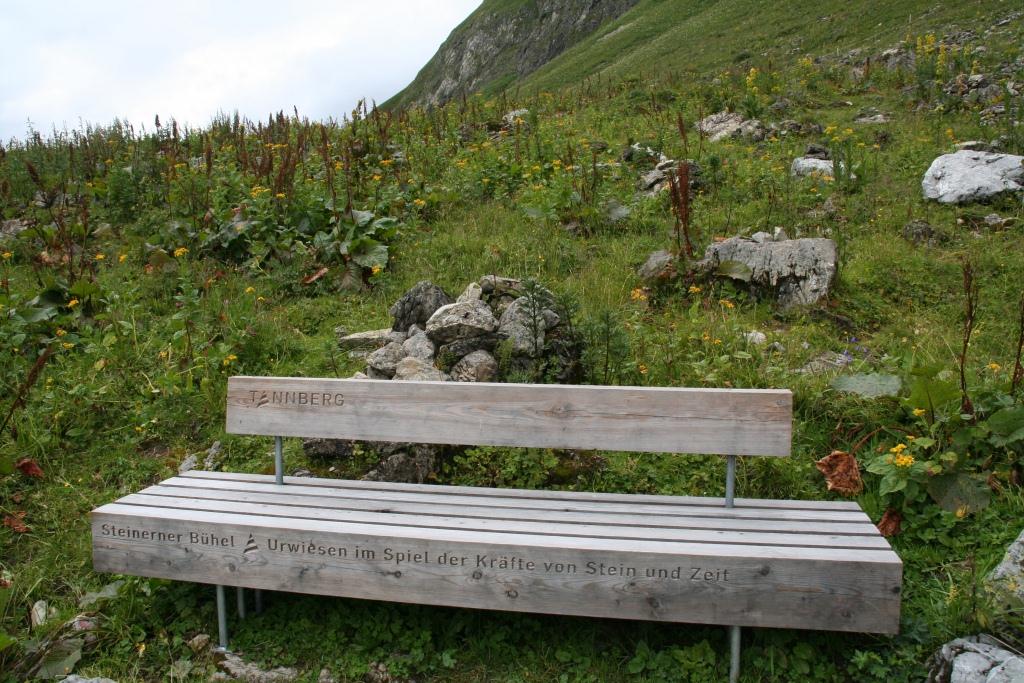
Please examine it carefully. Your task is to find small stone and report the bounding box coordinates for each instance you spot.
[393,357,447,382]
[436,335,499,366]
[799,351,852,375]
[303,439,354,461]
[217,652,299,683]
[750,231,773,244]
[450,350,499,383]
[178,454,198,474]
[804,143,831,160]
[61,677,118,683]
[772,226,790,241]
[188,633,211,652]
[402,332,436,361]
[291,468,314,478]
[318,668,338,683]
[388,281,453,332]
[337,328,392,351]
[902,219,946,246]
[478,274,523,296]
[744,331,768,346]
[31,600,50,628]
[203,441,222,470]
[350,371,369,380]
[457,282,483,303]
[425,301,498,344]
[366,342,407,378]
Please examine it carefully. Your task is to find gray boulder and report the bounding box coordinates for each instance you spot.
[365,342,406,379]
[478,274,523,296]
[457,282,483,303]
[791,157,835,178]
[450,350,499,382]
[402,332,435,361]
[637,250,675,283]
[437,334,499,367]
[925,635,1024,683]
[986,528,1024,606]
[363,444,439,484]
[388,281,453,332]
[216,652,299,683]
[336,328,392,351]
[393,357,447,382]
[696,236,838,309]
[498,296,560,357]
[696,112,766,142]
[425,301,498,344]
[922,151,1024,204]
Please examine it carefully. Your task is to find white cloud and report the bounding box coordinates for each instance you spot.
[0,0,480,141]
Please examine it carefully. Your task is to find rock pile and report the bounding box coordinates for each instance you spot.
[328,276,582,482]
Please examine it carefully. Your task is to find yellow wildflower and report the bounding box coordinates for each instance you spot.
[413,198,426,207]
[719,299,735,309]
[245,286,255,294]
[256,296,265,303]
[68,298,80,309]
[380,159,393,166]
[912,408,926,417]
[889,443,908,454]
[1,251,11,260]
[55,328,67,337]
[894,453,915,468]
[275,192,286,199]
[638,364,648,375]
[630,287,648,302]
[94,253,105,261]
[61,342,75,350]
[173,247,189,258]
[222,354,238,366]
[118,253,127,263]
[372,174,382,182]
[987,362,1001,371]
[371,265,383,275]
[688,285,702,294]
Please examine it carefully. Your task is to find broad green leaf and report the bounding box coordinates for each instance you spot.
[986,406,1024,447]
[0,632,16,654]
[349,238,388,269]
[831,373,902,398]
[879,472,906,496]
[927,472,991,515]
[715,260,752,282]
[34,637,83,678]
[906,376,959,414]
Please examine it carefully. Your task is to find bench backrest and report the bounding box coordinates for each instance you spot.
[226,377,792,457]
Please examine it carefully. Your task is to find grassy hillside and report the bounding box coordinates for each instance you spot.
[520,0,1015,92]
[1,2,1023,682]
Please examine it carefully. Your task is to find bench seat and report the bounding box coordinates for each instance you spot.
[92,470,901,633]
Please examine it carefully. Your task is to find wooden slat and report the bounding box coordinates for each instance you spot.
[92,504,902,633]
[225,377,792,457]
[141,484,882,536]
[159,476,868,523]
[179,470,864,511]
[118,493,891,549]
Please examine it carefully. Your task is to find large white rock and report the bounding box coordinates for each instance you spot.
[926,635,1024,683]
[696,112,765,142]
[986,528,1024,606]
[791,157,835,178]
[922,150,1024,204]
[697,237,838,310]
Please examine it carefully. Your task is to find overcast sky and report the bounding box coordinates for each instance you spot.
[0,1,480,143]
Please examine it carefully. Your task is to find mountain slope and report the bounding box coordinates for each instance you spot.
[385,0,639,109]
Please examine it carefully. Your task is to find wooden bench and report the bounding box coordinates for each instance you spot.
[92,377,901,682]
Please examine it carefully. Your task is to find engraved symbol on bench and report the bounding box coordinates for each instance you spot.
[242,533,266,565]
[253,391,270,408]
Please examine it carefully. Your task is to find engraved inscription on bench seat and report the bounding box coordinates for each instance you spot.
[92,470,902,633]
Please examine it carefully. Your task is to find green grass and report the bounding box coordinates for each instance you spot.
[2,3,1024,681]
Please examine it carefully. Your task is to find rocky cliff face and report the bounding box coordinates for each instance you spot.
[388,0,639,108]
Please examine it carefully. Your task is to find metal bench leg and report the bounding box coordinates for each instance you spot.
[237,587,247,620]
[216,585,229,652]
[729,625,741,683]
